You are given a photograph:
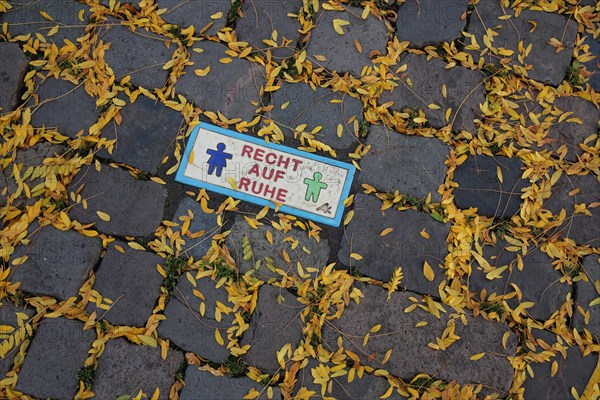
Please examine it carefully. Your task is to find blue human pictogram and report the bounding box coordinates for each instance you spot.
[206,143,233,177]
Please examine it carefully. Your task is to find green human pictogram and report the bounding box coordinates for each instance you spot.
[303,172,328,203]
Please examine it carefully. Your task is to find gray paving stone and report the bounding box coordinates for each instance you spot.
[15,318,95,400]
[180,366,280,400]
[0,302,35,377]
[0,42,28,114]
[581,33,600,92]
[543,173,599,247]
[98,21,174,89]
[241,284,304,374]
[266,82,364,150]
[295,358,403,399]
[338,194,449,297]
[540,96,600,162]
[10,224,102,300]
[0,142,65,207]
[466,2,577,87]
[93,337,184,400]
[396,0,468,48]
[171,197,219,260]
[522,345,598,400]
[87,241,164,327]
[226,215,330,280]
[235,0,303,60]
[28,78,100,138]
[0,0,88,44]
[157,0,230,36]
[379,53,486,132]
[306,6,389,77]
[68,165,167,237]
[322,283,517,393]
[98,95,184,174]
[453,155,527,218]
[176,40,266,121]
[469,238,571,321]
[573,255,599,340]
[359,125,448,201]
[158,277,235,363]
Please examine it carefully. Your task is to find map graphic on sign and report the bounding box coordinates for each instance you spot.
[176,123,356,226]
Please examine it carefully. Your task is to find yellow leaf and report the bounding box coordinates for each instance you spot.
[186,272,196,287]
[344,210,354,226]
[137,335,157,347]
[128,241,146,251]
[423,261,435,282]
[380,227,393,236]
[195,66,211,76]
[470,352,485,361]
[420,229,430,239]
[354,38,362,53]
[256,204,269,220]
[96,211,110,221]
[333,18,350,35]
[211,11,223,19]
[550,360,558,377]
[227,177,238,189]
[370,324,381,333]
[215,328,224,345]
[350,253,363,261]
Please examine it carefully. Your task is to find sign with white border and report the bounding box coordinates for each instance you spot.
[176,123,356,227]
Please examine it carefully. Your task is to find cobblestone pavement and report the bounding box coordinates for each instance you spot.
[0,0,599,399]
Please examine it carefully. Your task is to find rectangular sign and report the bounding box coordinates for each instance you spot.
[176,123,355,226]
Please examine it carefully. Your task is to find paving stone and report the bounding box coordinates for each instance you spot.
[453,155,527,218]
[241,284,304,374]
[266,82,364,150]
[306,6,389,77]
[322,283,517,394]
[466,2,578,87]
[180,365,280,400]
[396,0,468,48]
[294,358,403,399]
[98,21,174,89]
[379,53,486,132]
[581,32,600,92]
[0,142,65,207]
[235,0,303,60]
[359,125,448,201]
[0,0,88,44]
[87,241,164,327]
[28,78,100,137]
[338,194,449,297]
[176,40,266,121]
[543,173,599,247]
[93,337,183,400]
[0,302,35,377]
[573,255,599,340]
[469,238,571,321]
[157,0,230,36]
[0,42,28,114]
[10,224,102,300]
[522,345,598,400]
[98,95,184,174]
[540,96,600,162]
[226,215,330,281]
[171,197,219,260]
[158,277,235,363]
[68,165,167,237]
[15,317,95,400]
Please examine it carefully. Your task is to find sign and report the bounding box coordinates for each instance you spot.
[176,123,356,226]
